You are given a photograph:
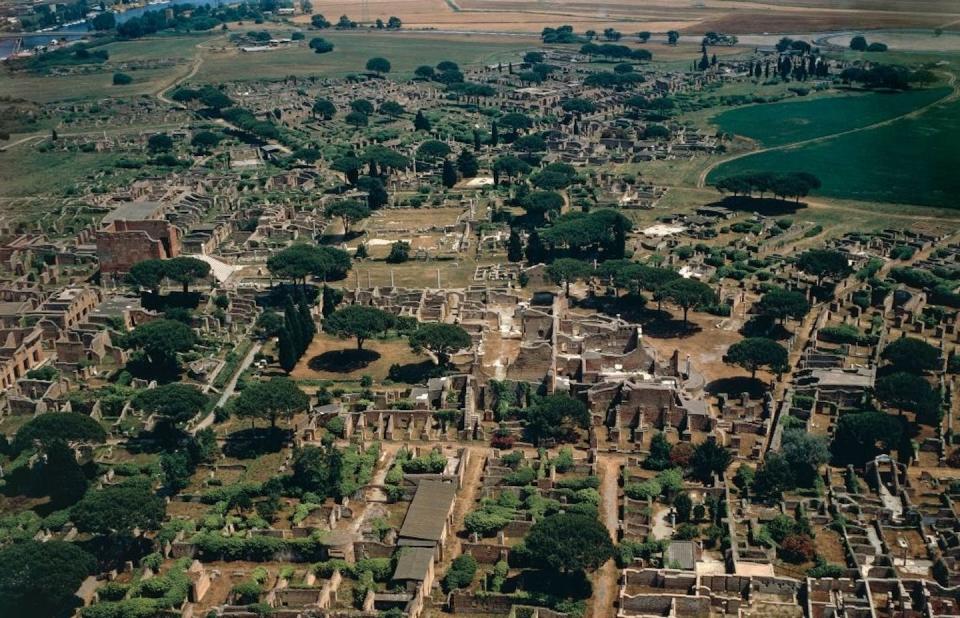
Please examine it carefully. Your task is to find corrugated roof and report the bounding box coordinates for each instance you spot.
[398,480,456,543]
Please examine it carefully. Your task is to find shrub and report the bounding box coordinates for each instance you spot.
[443,554,477,592]
[779,533,815,563]
[112,72,133,85]
[231,580,262,604]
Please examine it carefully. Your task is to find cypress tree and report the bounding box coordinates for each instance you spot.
[525,229,545,264]
[278,327,297,373]
[442,158,458,188]
[507,228,523,262]
[298,301,315,354]
[414,110,431,131]
[490,121,499,147]
[284,296,304,354]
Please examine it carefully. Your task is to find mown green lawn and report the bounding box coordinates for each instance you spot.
[711,86,949,147]
[709,97,960,208]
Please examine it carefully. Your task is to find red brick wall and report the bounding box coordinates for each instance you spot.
[96,220,181,273]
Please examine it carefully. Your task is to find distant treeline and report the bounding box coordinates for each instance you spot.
[116,1,274,39]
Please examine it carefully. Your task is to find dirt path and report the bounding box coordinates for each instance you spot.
[696,70,959,189]
[591,454,621,618]
[439,445,486,571]
[155,38,214,105]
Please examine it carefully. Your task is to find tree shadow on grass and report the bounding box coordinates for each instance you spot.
[575,294,649,323]
[387,360,443,385]
[223,427,291,459]
[519,569,593,600]
[740,316,792,341]
[711,195,807,215]
[642,317,702,339]
[706,376,769,398]
[307,348,381,373]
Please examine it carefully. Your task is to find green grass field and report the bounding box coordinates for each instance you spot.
[709,97,960,208]
[711,87,949,147]
[193,31,532,83]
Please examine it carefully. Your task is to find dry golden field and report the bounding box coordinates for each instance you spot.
[299,0,960,34]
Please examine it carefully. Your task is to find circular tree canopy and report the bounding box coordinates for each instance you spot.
[524,512,614,573]
[231,377,309,428]
[0,540,97,617]
[12,412,107,454]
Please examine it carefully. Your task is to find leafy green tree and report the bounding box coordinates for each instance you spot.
[133,383,208,428]
[312,98,336,119]
[366,56,391,75]
[72,480,166,534]
[781,428,829,488]
[661,278,716,329]
[513,134,546,154]
[267,244,351,286]
[524,513,614,573]
[324,305,396,351]
[147,133,173,153]
[0,540,97,617]
[690,440,733,484]
[164,256,210,293]
[881,337,941,374]
[13,412,107,454]
[874,372,942,425]
[332,156,363,184]
[443,554,478,592]
[849,35,868,51]
[92,12,116,30]
[492,155,531,185]
[673,493,693,523]
[379,100,405,117]
[112,72,132,85]
[39,439,88,507]
[345,111,368,127]
[416,139,451,162]
[524,394,590,445]
[325,200,370,236]
[522,190,563,223]
[127,258,166,294]
[725,337,788,379]
[409,323,472,366]
[350,99,374,115]
[308,37,334,53]
[644,432,673,471]
[752,453,794,502]
[413,109,431,131]
[667,30,680,44]
[830,410,905,466]
[161,450,193,492]
[231,377,309,428]
[547,258,591,296]
[127,318,196,371]
[796,249,852,286]
[498,112,533,136]
[386,240,410,264]
[457,150,478,177]
[191,130,221,151]
[757,288,809,323]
